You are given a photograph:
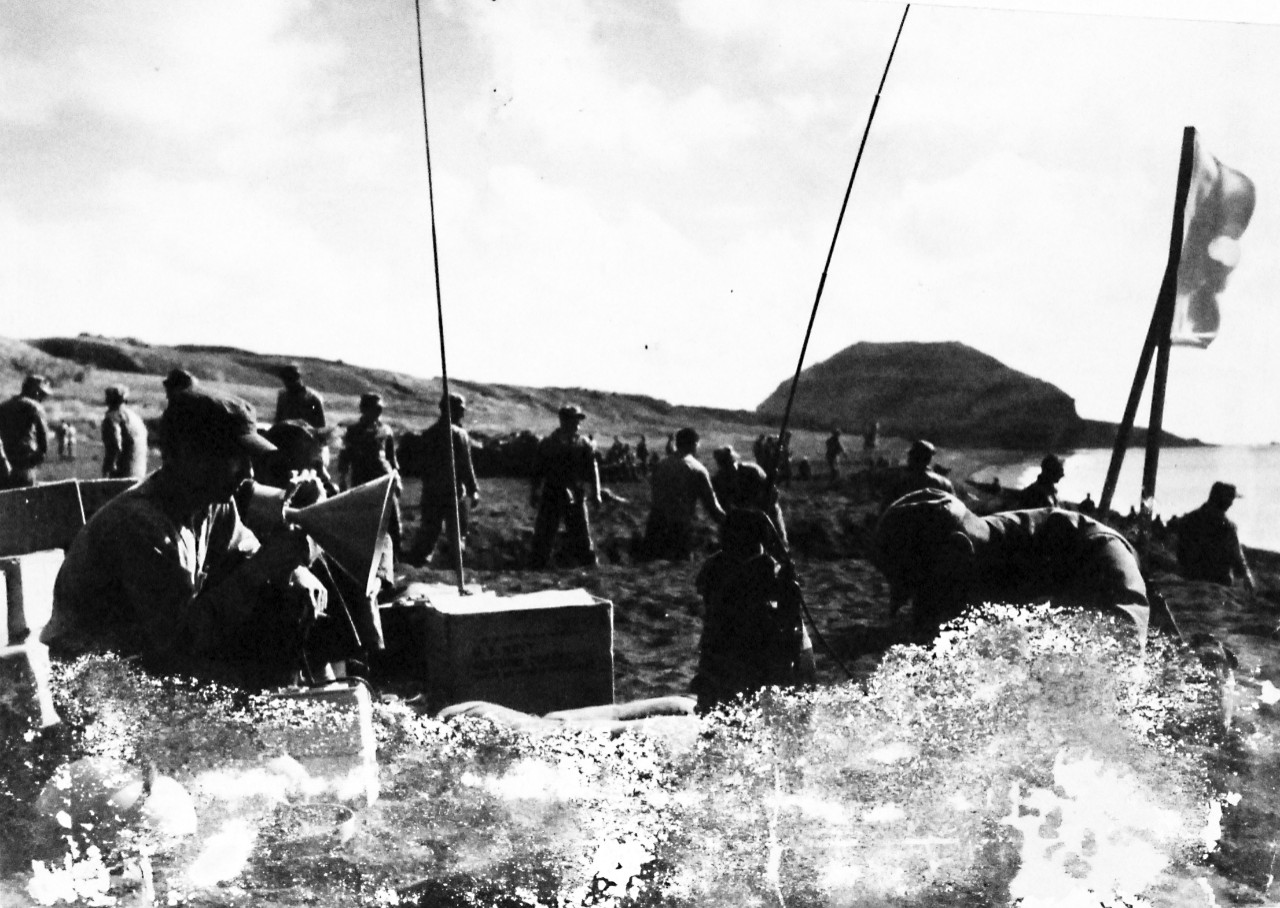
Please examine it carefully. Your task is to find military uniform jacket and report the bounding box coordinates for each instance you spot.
[420,418,478,497]
[339,418,398,487]
[533,428,597,495]
[274,386,326,428]
[0,394,48,470]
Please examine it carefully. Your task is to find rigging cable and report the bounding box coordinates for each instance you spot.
[770,4,911,682]
[413,0,466,593]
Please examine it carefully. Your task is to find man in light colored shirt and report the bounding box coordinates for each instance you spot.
[642,427,726,561]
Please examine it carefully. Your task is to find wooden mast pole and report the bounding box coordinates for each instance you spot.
[1098,126,1197,521]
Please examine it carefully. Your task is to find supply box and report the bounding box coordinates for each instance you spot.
[417,586,615,715]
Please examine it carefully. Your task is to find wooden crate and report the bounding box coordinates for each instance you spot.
[423,587,614,715]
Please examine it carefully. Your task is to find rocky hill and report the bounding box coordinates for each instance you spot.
[755,341,1195,449]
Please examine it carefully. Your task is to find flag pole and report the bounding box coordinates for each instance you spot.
[1098,126,1196,519]
[414,0,466,593]
[1138,126,1197,538]
[767,4,910,494]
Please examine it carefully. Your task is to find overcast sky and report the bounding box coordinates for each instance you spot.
[4,0,1280,443]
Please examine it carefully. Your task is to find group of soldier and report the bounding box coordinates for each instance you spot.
[16,361,1262,713]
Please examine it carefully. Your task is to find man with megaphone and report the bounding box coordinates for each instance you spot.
[42,390,337,690]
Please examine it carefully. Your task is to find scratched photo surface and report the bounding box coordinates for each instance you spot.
[4,1,1280,905]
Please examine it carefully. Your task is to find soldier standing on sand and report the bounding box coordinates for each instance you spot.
[1176,481,1256,590]
[407,393,479,569]
[529,405,600,569]
[337,392,403,559]
[0,375,51,489]
[101,386,148,479]
[825,428,848,481]
[641,427,726,561]
[1017,454,1065,509]
[274,363,326,429]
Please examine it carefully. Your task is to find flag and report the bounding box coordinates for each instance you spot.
[1171,135,1256,348]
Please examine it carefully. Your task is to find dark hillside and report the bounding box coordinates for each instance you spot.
[756,341,1196,449]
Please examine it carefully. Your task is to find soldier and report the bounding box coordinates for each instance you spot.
[529,405,601,569]
[641,427,726,561]
[337,392,402,558]
[825,428,848,480]
[881,439,955,511]
[635,435,649,475]
[100,386,148,479]
[691,508,815,713]
[1176,481,1256,590]
[274,363,326,429]
[407,392,479,568]
[0,375,51,488]
[711,445,788,547]
[43,390,331,690]
[1017,454,1065,509]
[875,489,1149,642]
[162,368,196,400]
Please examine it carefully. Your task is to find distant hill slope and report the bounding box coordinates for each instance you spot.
[21,335,762,435]
[12,334,1192,450]
[756,341,1195,449]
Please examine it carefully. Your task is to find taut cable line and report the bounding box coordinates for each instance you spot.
[414,0,466,593]
[769,4,911,682]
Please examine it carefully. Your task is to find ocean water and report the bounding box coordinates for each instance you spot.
[980,444,1280,551]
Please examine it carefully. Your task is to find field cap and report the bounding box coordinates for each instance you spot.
[675,427,699,448]
[163,368,195,392]
[1210,481,1240,504]
[1041,454,1065,478]
[104,385,128,404]
[22,375,50,397]
[360,392,384,410]
[162,390,275,456]
[559,404,586,421]
[713,445,738,465]
[279,363,302,381]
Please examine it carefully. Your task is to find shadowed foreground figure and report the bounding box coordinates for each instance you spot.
[43,390,342,690]
[874,489,1149,641]
[692,508,815,714]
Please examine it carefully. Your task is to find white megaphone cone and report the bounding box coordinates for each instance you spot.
[285,475,395,596]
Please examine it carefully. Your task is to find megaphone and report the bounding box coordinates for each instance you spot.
[244,475,395,597]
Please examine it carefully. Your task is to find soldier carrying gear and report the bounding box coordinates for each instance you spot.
[528,405,600,569]
[875,488,1149,643]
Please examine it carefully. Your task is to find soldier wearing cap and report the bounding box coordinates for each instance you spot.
[529,404,601,568]
[1176,481,1256,589]
[0,375,51,489]
[162,368,196,400]
[1017,454,1066,509]
[881,439,955,512]
[274,363,326,429]
[405,392,479,567]
[337,392,402,557]
[101,385,148,480]
[43,390,332,689]
[642,427,726,561]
